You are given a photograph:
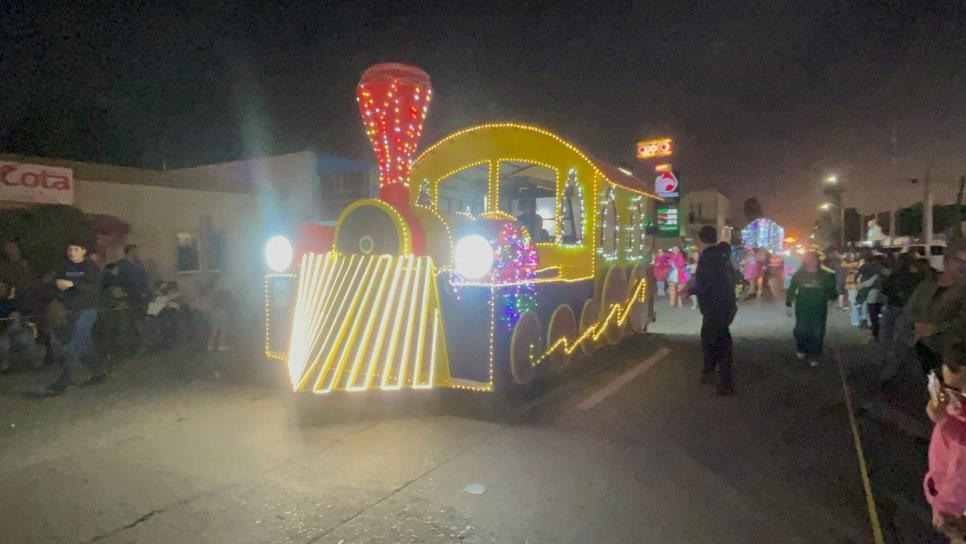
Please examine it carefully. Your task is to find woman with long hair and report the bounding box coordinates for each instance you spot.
[667,247,687,308]
[785,251,838,367]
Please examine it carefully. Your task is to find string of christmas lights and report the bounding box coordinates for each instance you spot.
[597,186,619,260]
[356,64,432,198]
[560,168,585,247]
[492,222,538,328]
[741,217,784,253]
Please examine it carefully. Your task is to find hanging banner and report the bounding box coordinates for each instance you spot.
[0,161,74,205]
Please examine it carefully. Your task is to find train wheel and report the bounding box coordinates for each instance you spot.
[510,311,541,385]
[600,266,629,345]
[545,304,577,370]
[579,298,600,356]
[628,263,648,334]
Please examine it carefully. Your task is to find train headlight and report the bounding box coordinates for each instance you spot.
[454,235,493,280]
[265,235,293,272]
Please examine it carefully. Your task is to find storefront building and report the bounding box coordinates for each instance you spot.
[0,151,375,326]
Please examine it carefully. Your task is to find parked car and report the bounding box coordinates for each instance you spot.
[882,238,946,271]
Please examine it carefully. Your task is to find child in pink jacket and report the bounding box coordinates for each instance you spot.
[925,340,966,543]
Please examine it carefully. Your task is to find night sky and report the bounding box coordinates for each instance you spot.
[3,1,965,234]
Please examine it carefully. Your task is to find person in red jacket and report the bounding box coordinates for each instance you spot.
[653,249,669,297]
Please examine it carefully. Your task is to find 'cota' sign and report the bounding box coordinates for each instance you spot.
[0,162,74,205]
[636,138,673,160]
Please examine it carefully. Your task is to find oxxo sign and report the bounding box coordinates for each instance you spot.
[0,161,74,205]
[636,138,673,160]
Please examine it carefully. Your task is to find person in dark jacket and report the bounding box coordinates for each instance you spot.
[785,252,838,366]
[879,252,929,345]
[97,263,133,360]
[46,241,106,395]
[0,280,44,373]
[880,241,966,386]
[683,225,738,396]
[116,244,149,353]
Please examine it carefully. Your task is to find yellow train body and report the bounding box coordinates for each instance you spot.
[271,123,662,394]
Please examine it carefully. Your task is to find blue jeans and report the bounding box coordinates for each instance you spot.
[65,309,97,362]
[50,309,103,389]
[0,323,43,370]
[849,290,867,326]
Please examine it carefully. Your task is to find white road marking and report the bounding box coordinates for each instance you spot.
[576,347,671,411]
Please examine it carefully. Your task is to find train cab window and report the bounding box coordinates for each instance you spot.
[499,161,557,243]
[598,187,618,258]
[438,164,488,216]
[560,169,583,245]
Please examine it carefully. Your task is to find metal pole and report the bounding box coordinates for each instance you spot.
[924,170,933,248]
[839,193,845,247]
[889,209,896,243]
[954,175,965,240]
[889,123,898,244]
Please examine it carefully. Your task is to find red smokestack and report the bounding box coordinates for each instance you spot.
[356,63,432,206]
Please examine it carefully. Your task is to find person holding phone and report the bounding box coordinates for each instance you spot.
[924,340,966,543]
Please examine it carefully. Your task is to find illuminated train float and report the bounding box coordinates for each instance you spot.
[264,63,662,395]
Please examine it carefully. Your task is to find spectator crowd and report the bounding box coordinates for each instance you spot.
[811,242,966,542]
[0,238,235,395]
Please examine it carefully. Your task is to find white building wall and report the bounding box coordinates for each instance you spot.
[165,151,322,228]
[681,189,731,242]
[73,180,264,315]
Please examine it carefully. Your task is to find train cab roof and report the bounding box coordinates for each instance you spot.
[412,123,662,203]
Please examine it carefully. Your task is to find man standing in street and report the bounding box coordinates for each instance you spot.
[46,240,106,395]
[684,225,738,396]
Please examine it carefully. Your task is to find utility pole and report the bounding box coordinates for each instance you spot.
[889,124,898,243]
[839,194,845,247]
[924,169,933,248]
[954,175,965,240]
[821,175,845,248]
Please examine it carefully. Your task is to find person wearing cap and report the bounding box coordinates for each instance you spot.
[46,240,105,395]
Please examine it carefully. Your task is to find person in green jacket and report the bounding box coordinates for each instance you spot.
[786,251,838,366]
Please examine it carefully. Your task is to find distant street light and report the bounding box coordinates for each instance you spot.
[820,202,832,211]
[825,175,838,184]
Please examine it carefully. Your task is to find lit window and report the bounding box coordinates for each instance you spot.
[438,164,488,217]
[498,161,556,243]
[598,187,618,258]
[560,170,583,246]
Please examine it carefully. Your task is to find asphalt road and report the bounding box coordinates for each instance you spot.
[0,298,939,543]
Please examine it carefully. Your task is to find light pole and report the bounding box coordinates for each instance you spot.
[820,201,846,247]
[823,175,845,247]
